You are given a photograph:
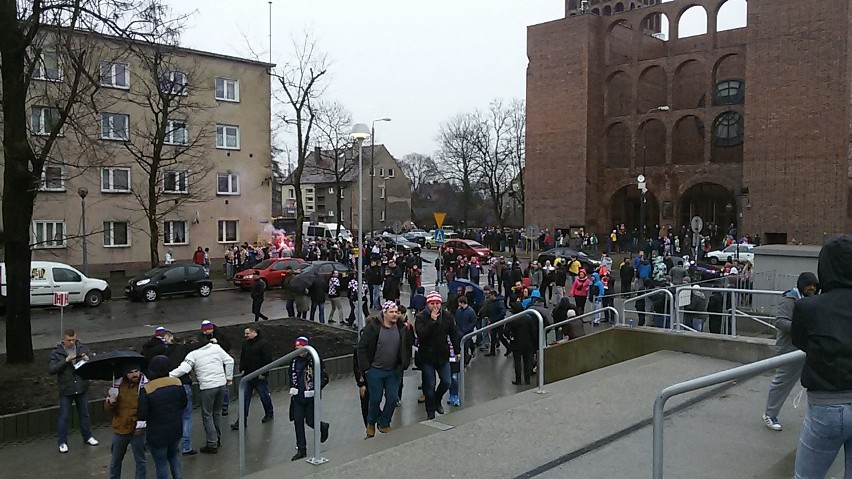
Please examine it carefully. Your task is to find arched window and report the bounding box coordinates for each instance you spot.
[714,80,744,105]
[714,112,744,147]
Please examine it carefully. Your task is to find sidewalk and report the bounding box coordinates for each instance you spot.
[106,270,238,300]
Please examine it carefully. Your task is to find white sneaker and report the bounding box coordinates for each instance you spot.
[86,437,99,446]
[762,413,782,431]
[58,443,68,453]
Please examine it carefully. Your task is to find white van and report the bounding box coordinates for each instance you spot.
[0,261,111,307]
[302,222,353,243]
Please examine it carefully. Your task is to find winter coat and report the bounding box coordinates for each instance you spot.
[570,275,592,298]
[505,311,539,353]
[356,316,414,372]
[309,277,327,302]
[163,342,205,386]
[105,380,141,435]
[239,333,274,376]
[454,305,478,336]
[141,336,166,364]
[197,327,232,353]
[637,260,652,280]
[414,308,460,367]
[137,376,187,447]
[530,269,543,287]
[382,274,401,301]
[170,343,234,391]
[250,279,267,299]
[589,273,605,303]
[47,340,93,396]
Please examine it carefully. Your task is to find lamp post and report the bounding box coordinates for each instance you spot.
[350,123,371,330]
[77,188,89,275]
[639,105,669,247]
[370,118,391,236]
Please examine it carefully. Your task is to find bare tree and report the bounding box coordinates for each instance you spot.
[399,152,438,192]
[435,113,483,227]
[470,100,514,227]
[273,34,328,257]
[0,0,173,363]
[312,101,354,237]
[507,99,526,219]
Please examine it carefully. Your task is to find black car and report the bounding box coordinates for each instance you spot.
[290,261,352,291]
[125,264,213,302]
[402,231,429,246]
[382,234,422,255]
[536,247,600,272]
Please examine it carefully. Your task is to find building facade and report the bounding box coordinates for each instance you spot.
[526,0,852,245]
[280,144,412,235]
[0,33,273,274]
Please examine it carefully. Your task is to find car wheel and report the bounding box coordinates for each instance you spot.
[144,288,159,302]
[84,290,103,307]
[709,257,719,265]
[198,284,212,297]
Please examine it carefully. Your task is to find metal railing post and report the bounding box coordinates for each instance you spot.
[730,290,738,337]
[544,307,619,337]
[238,345,327,476]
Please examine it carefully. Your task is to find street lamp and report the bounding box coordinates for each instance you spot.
[639,105,669,247]
[350,123,371,330]
[77,188,89,275]
[370,118,391,236]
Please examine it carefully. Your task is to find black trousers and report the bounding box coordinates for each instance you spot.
[251,297,266,321]
[513,350,534,384]
[290,396,328,453]
[489,326,510,354]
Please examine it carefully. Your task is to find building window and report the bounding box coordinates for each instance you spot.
[379,185,385,199]
[714,80,744,106]
[305,188,314,194]
[379,167,385,177]
[163,170,188,193]
[339,189,345,199]
[217,173,239,195]
[100,61,129,89]
[217,220,238,243]
[305,205,315,212]
[288,188,295,199]
[163,220,188,245]
[164,119,188,145]
[33,220,65,248]
[40,164,65,191]
[328,187,334,194]
[380,211,386,222]
[101,167,131,193]
[214,77,239,102]
[388,168,394,178]
[30,106,62,136]
[161,70,187,95]
[215,124,240,149]
[101,112,129,140]
[305,196,314,203]
[714,112,744,147]
[328,210,335,218]
[34,49,61,81]
[103,221,130,247]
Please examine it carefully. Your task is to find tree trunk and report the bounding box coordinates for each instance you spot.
[147,167,159,268]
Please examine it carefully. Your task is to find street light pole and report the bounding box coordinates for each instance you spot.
[370,118,391,235]
[639,105,669,248]
[78,188,89,275]
[350,123,371,330]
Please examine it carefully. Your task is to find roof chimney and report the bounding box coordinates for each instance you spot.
[314,146,321,160]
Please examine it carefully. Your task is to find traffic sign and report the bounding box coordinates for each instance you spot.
[435,228,445,243]
[690,216,704,234]
[527,224,541,239]
[53,291,69,307]
[433,211,446,228]
[392,220,402,234]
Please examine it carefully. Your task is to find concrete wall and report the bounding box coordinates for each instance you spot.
[544,327,775,384]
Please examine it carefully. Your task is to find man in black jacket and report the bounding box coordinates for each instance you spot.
[791,235,852,478]
[48,329,98,453]
[231,327,274,430]
[163,333,204,456]
[250,277,269,321]
[309,276,326,324]
[136,355,187,479]
[414,291,459,420]
[355,301,414,437]
[505,310,538,385]
[288,337,329,461]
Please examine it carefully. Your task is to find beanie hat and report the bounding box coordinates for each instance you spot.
[148,355,170,378]
[122,362,141,376]
[426,291,442,303]
[201,320,215,333]
[382,300,398,312]
[295,336,309,347]
[154,327,167,338]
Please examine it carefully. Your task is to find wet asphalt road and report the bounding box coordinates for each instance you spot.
[1,251,443,353]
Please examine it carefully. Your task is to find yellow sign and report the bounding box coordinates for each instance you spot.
[434,212,446,228]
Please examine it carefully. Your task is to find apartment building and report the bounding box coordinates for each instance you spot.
[0,32,274,275]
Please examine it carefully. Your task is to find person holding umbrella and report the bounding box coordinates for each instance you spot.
[106,363,147,479]
[48,328,98,454]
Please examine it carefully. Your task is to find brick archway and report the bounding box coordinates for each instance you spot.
[678,182,737,236]
[609,184,660,235]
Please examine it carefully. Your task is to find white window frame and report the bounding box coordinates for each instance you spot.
[101,112,130,141]
[388,168,395,178]
[163,170,188,194]
[217,220,239,243]
[164,119,188,145]
[379,185,386,199]
[32,220,66,249]
[30,106,62,136]
[163,220,188,245]
[288,188,295,199]
[216,173,240,195]
[215,124,240,150]
[339,188,345,199]
[380,211,386,222]
[305,196,314,203]
[328,187,334,194]
[101,167,131,193]
[103,221,130,247]
[379,167,385,177]
[214,77,240,102]
[163,70,188,95]
[305,204,315,212]
[100,61,130,89]
[40,164,65,192]
[328,210,335,218]
[33,49,61,81]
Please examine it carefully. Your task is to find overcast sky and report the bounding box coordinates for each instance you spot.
[171,0,747,159]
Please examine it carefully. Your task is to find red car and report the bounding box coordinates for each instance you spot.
[440,239,492,259]
[233,257,305,289]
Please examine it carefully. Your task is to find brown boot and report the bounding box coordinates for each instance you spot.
[366,424,375,438]
[378,425,392,434]
[418,394,426,403]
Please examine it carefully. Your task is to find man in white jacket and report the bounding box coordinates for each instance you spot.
[170,341,234,454]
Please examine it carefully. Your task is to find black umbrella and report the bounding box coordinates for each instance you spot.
[75,351,147,381]
[289,271,317,293]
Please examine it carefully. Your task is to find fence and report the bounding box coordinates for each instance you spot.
[621,288,675,328]
[543,307,620,342]
[672,286,782,336]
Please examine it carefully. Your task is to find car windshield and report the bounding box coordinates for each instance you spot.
[143,267,168,277]
[254,260,275,269]
[466,241,485,248]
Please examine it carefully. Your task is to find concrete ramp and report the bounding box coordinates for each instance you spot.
[249,350,818,478]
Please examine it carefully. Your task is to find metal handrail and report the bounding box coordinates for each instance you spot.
[459,309,547,406]
[672,286,782,336]
[544,307,620,334]
[651,350,805,479]
[621,288,675,327]
[238,345,327,476]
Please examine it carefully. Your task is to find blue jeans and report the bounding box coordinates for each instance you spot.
[180,385,193,453]
[242,377,274,420]
[149,441,182,479]
[450,372,459,397]
[310,300,325,324]
[365,368,401,427]
[795,403,852,478]
[57,392,92,445]
[420,362,451,414]
[109,432,146,479]
[370,285,381,308]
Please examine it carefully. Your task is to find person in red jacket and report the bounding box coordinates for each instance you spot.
[569,269,592,314]
[192,246,205,266]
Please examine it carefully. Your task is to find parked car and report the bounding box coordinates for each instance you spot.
[289,261,352,291]
[536,247,600,272]
[705,243,756,265]
[402,230,430,246]
[381,234,422,255]
[440,239,492,259]
[125,264,212,302]
[233,257,305,290]
[0,261,111,308]
[425,231,458,249]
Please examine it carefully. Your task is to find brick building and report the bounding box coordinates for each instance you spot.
[525,0,851,245]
